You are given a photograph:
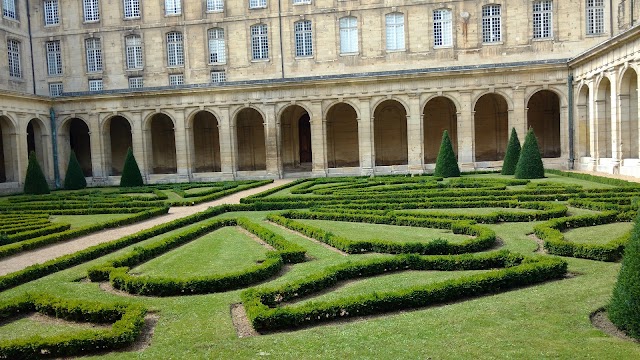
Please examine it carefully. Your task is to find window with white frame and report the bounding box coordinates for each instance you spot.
[586,0,605,35]
[7,40,21,78]
[208,28,226,63]
[49,82,63,97]
[169,74,184,86]
[165,0,181,15]
[251,24,269,60]
[295,20,313,57]
[433,9,453,47]
[124,0,141,19]
[339,16,358,54]
[89,79,103,91]
[533,0,553,39]
[44,0,59,25]
[385,13,404,51]
[125,35,143,69]
[249,0,266,9]
[83,0,100,22]
[128,77,143,89]
[482,4,502,43]
[46,41,62,76]
[293,0,311,4]
[207,0,223,12]
[211,70,226,83]
[3,0,17,20]
[85,38,102,72]
[166,32,184,66]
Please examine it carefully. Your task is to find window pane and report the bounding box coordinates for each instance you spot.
[208,28,226,63]
[295,20,313,57]
[44,0,59,25]
[251,24,269,60]
[46,41,62,76]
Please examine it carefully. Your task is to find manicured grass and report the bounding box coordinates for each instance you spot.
[564,222,633,245]
[401,207,539,215]
[50,214,133,228]
[0,315,107,341]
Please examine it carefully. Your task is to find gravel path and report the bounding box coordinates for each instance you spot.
[0,179,293,276]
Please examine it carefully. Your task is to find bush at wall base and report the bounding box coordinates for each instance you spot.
[23,151,50,195]
[502,128,521,175]
[434,130,460,178]
[63,150,87,190]
[514,128,545,179]
[120,147,144,187]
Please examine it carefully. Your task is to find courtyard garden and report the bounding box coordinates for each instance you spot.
[0,171,640,359]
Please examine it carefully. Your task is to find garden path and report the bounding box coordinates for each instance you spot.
[0,179,293,276]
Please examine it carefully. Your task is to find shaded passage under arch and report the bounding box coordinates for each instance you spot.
[596,78,612,158]
[27,119,49,177]
[236,108,266,171]
[327,103,359,168]
[0,116,18,182]
[374,100,408,166]
[424,97,458,163]
[281,106,312,171]
[149,114,177,174]
[620,68,639,159]
[527,90,561,158]
[192,111,221,173]
[69,118,92,176]
[474,94,509,161]
[108,116,132,176]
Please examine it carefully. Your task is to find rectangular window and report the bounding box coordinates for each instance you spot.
[128,77,143,89]
[433,9,453,47]
[339,17,358,54]
[88,79,103,91]
[125,35,143,69]
[293,0,311,4]
[3,0,17,20]
[295,20,313,57]
[169,74,184,86]
[251,24,269,60]
[482,5,502,43]
[83,0,100,22]
[386,13,405,51]
[44,0,59,25]
[533,0,553,39]
[586,0,605,35]
[124,0,141,19]
[211,70,226,83]
[85,38,103,72]
[167,32,184,66]
[207,0,223,12]
[46,41,63,76]
[49,82,63,97]
[208,28,226,63]
[165,0,181,15]
[249,0,266,9]
[7,40,21,78]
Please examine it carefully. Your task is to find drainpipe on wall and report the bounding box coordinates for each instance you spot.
[278,0,285,79]
[610,0,615,34]
[50,108,61,189]
[26,0,36,94]
[632,0,635,26]
[568,74,575,170]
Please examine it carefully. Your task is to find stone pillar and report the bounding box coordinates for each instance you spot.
[560,103,569,159]
[15,114,29,185]
[457,91,474,169]
[129,111,147,179]
[587,81,597,169]
[264,104,281,178]
[173,110,189,182]
[512,87,527,139]
[608,71,621,168]
[139,112,152,179]
[218,106,235,178]
[358,97,374,175]
[407,94,424,174]
[618,93,630,158]
[310,100,327,176]
[88,113,105,181]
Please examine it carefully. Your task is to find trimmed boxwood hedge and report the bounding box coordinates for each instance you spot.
[241,250,567,331]
[0,293,146,359]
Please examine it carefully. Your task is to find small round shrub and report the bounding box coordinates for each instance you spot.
[434,130,460,178]
[120,147,144,187]
[63,150,87,190]
[23,151,50,195]
[502,128,521,175]
[514,128,545,179]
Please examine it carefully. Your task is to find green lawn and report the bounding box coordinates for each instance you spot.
[564,222,634,245]
[50,214,133,228]
[0,314,109,341]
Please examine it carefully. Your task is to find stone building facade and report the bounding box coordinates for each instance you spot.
[1,0,640,190]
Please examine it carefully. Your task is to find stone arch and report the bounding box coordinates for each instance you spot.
[27,118,50,178]
[148,113,177,174]
[619,67,638,159]
[61,118,92,177]
[280,105,312,171]
[191,110,221,173]
[474,93,509,161]
[374,99,408,166]
[104,115,133,176]
[323,99,361,120]
[235,108,266,171]
[326,102,359,168]
[0,115,18,182]
[595,77,612,158]
[577,84,591,157]
[527,90,561,158]
[423,96,458,163]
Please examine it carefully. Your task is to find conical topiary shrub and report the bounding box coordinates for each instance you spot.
[120,147,144,187]
[23,151,50,195]
[514,128,545,179]
[63,150,87,190]
[502,128,521,175]
[434,130,460,178]
[609,213,640,339]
